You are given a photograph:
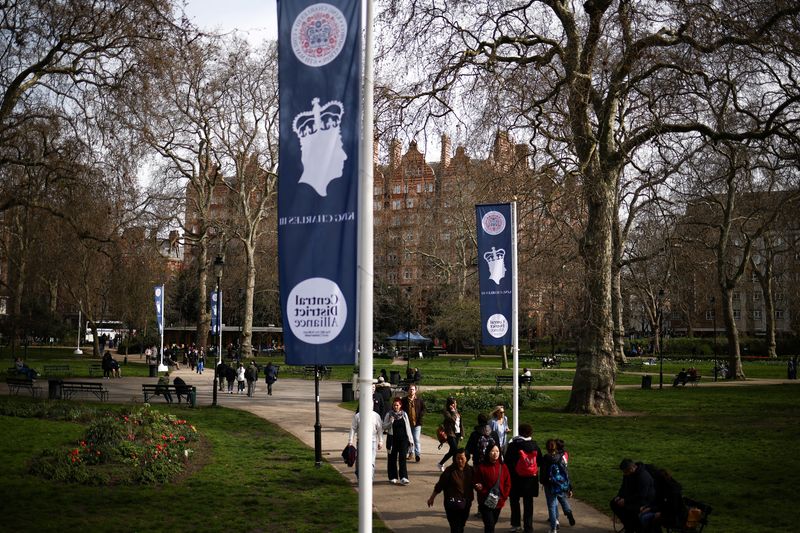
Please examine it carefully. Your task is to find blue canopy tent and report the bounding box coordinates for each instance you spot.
[386,331,431,367]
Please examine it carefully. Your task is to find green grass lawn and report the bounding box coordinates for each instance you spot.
[416,384,799,533]
[0,398,388,532]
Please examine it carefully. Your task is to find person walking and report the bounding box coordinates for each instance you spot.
[382,397,414,485]
[348,408,383,481]
[245,361,257,397]
[225,363,236,394]
[402,383,426,462]
[489,405,511,451]
[264,362,278,395]
[196,349,205,374]
[236,362,246,394]
[465,413,500,466]
[504,423,543,533]
[473,443,511,533]
[437,397,462,472]
[541,438,575,533]
[427,448,475,533]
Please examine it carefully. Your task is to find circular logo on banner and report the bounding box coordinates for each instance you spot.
[291,4,347,67]
[487,313,509,339]
[155,287,162,297]
[481,210,506,235]
[287,277,347,344]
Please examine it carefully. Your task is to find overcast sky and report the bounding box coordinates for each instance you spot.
[183,0,278,43]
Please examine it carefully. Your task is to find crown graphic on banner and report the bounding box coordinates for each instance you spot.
[293,98,343,139]
[484,246,505,264]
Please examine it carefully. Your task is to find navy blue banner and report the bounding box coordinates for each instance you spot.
[154,285,164,335]
[278,1,361,365]
[476,204,513,345]
[210,290,221,335]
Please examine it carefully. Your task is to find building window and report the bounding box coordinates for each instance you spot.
[776,310,785,319]
[416,184,422,193]
[392,185,401,194]
[753,310,763,320]
[405,232,414,242]
[406,199,414,208]
[427,183,434,192]
[403,269,412,280]
[388,272,397,282]
[391,200,402,210]
[732,291,740,302]
[753,291,761,301]
[733,309,741,320]
[388,253,397,264]
[441,232,450,241]
[404,251,412,261]
[374,186,382,196]
[705,310,715,320]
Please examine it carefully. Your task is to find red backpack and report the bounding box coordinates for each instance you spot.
[515,448,538,477]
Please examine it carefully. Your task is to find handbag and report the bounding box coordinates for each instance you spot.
[437,424,448,449]
[483,465,502,509]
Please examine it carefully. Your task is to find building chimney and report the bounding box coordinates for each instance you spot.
[515,144,529,169]
[440,134,451,170]
[389,138,402,170]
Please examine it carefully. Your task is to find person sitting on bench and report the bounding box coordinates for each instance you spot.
[155,375,173,404]
[173,376,191,404]
[611,459,655,533]
[672,369,688,387]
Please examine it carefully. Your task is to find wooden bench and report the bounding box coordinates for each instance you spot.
[674,374,702,387]
[88,363,104,377]
[6,377,39,396]
[620,360,644,372]
[142,384,197,407]
[495,375,532,389]
[448,358,471,367]
[303,365,332,379]
[61,381,108,401]
[43,364,70,376]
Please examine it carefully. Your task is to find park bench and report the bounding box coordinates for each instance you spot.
[448,358,470,367]
[142,384,197,407]
[303,365,332,379]
[495,375,532,390]
[43,364,70,376]
[619,360,644,372]
[88,363,104,377]
[674,374,702,387]
[6,377,39,397]
[61,381,108,401]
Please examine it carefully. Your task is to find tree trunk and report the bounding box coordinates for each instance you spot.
[240,240,256,359]
[759,263,777,358]
[720,286,745,379]
[196,238,211,349]
[567,174,618,414]
[611,265,627,363]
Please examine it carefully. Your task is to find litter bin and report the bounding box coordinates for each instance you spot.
[341,382,354,402]
[641,375,652,390]
[48,379,63,400]
[148,364,157,378]
[390,370,400,385]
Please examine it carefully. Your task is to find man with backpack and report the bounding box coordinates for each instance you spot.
[541,438,575,533]
[503,423,542,533]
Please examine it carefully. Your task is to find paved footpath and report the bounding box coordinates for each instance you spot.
[39,366,614,532]
[23,365,800,532]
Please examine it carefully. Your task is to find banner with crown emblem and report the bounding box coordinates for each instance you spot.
[476,204,514,345]
[277,0,361,365]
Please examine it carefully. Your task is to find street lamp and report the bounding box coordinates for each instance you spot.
[212,254,224,407]
[711,296,717,382]
[658,289,665,390]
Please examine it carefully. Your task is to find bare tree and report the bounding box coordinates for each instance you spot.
[378,0,800,412]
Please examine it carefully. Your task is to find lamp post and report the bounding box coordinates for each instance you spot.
[711,296,717,382]
[658,289,665,390]
[212,255,224,407]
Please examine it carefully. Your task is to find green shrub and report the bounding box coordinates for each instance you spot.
[28,405,199,485]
